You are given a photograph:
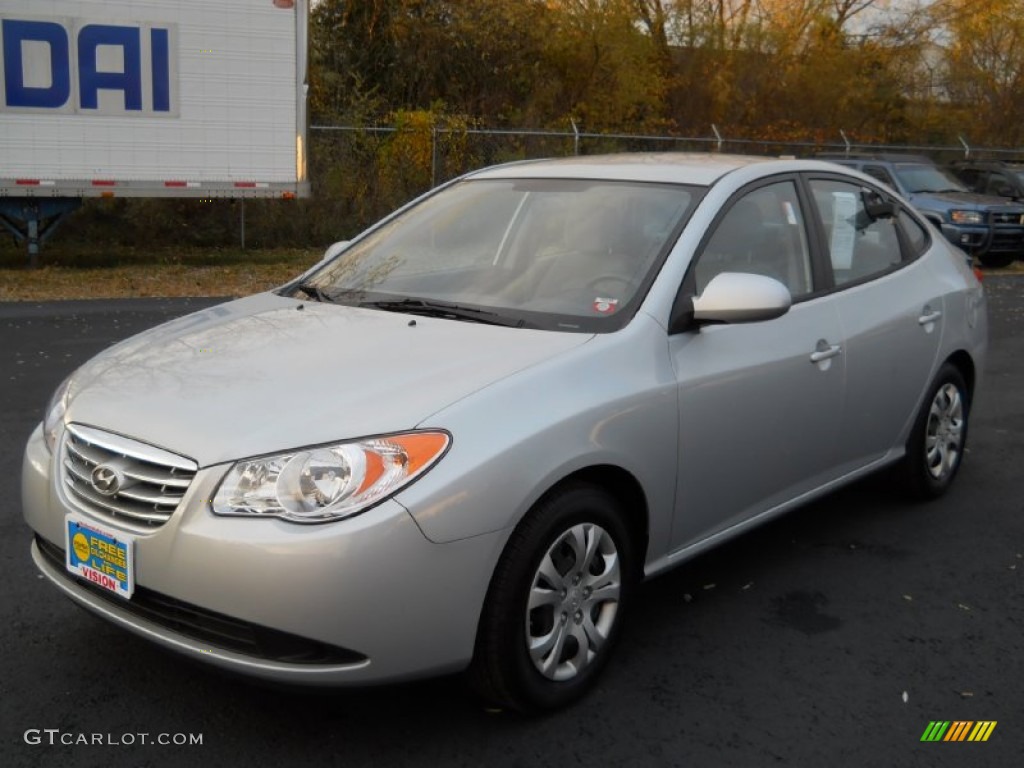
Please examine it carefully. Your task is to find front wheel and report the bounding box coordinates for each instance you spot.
[898,363,970,499]
[470,483,637,713]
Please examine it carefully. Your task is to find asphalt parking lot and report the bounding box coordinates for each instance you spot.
[2,277,1022,768]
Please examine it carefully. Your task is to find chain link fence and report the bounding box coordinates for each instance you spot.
[302,123,1024,246]
[10,124,1021,260]
[311,123,1024,188]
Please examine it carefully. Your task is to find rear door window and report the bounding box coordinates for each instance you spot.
[808,179,904,286]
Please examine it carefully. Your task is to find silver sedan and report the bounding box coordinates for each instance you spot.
[23,154,987,712]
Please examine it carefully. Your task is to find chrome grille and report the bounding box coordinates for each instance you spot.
[991,211,1024,225]
[61,424,198,528]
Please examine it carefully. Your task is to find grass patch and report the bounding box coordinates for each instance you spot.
[0,243,322,269]
[0,247,322,301]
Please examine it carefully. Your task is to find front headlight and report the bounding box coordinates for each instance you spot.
[950,210,985,225]
[212,431,450,524]
[43,376,72,453]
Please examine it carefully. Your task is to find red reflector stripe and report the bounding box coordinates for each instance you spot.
[164,181,187,188]
[234,182,257,188]
[16,179,41,185]
[91,180,116,187]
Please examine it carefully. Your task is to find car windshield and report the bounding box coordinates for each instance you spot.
[298,178,699,332]
[895,164,969,194]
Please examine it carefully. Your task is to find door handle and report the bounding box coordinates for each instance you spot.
[810,343,842,363]
[918,310,942,325]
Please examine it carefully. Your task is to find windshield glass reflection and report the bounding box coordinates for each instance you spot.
[302,178,698,332]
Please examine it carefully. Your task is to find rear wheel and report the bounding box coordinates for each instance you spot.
[899,363,970,499]
[470,483,636,713]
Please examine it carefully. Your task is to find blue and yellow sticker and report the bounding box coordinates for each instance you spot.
[65,515,134,599]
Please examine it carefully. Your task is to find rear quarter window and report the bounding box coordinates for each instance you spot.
[898,210,930,257]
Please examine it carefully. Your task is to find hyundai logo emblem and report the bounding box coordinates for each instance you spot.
[90,465,123,496]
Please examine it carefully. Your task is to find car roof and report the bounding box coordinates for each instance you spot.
[465,153,808,186]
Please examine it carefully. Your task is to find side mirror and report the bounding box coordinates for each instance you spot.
[861,188,895,220]
[692,272,792,325]
[320,240,350,264]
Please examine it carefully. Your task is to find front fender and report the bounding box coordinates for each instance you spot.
[399,315,679,566]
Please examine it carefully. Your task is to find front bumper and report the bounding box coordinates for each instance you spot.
[22,423,506,686]
[941,222,1024,256]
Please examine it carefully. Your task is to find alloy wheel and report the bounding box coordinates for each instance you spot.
[525,523,621,682]
[925,382,964,480]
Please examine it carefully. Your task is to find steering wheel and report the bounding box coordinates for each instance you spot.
[585,273,634,295]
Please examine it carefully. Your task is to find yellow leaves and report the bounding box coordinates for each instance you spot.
[305,0,1024,148]
[545,0,667,130]
[380,110,435,184]
[376,109,475,199]
[933,0,1024,143]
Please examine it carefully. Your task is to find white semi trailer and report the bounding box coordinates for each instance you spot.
[0,0,310,263]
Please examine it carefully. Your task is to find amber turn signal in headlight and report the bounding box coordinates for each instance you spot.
[212,431,450,523]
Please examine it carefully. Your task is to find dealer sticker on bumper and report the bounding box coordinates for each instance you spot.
[65,515,134,599]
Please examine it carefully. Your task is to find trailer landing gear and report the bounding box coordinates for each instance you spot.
[0,198,82,268]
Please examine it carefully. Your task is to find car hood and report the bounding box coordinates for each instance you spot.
[908,190,1024,211]
[65,294,591,466]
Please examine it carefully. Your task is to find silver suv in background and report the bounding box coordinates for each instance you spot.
[819,153,1024,268]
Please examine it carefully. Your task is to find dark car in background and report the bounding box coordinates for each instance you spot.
[947,160,1024,202]
[819,153,1024,268]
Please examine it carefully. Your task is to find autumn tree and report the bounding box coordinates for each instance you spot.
[310,0,399,120]
[643,1,926,143]
[937,0,1024,145]
[311,0,561,124]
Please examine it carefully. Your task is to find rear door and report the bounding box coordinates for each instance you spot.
[804,175,943,474]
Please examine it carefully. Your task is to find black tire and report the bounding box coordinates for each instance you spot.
[977,253,1015,269]
[898,363,970,500]
[469,482,637,713]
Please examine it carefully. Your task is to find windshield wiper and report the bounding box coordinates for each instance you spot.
[293,282,333,303]
[360,298,524,327]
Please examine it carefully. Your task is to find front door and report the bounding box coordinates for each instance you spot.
[668,179,846,553]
